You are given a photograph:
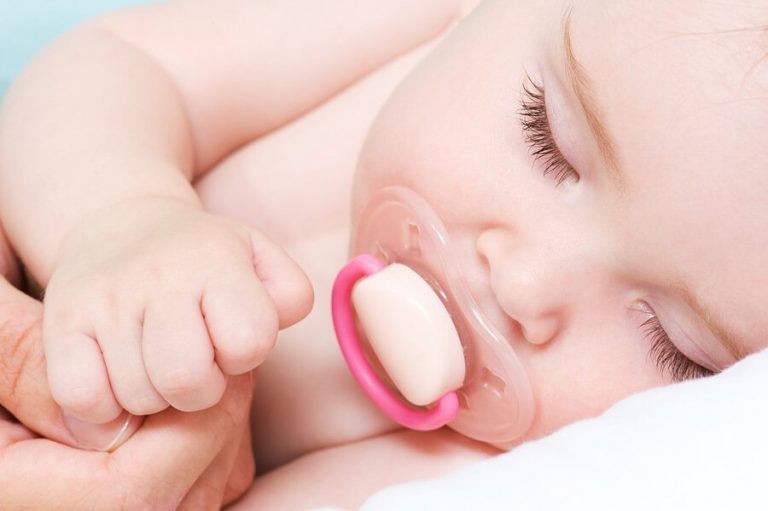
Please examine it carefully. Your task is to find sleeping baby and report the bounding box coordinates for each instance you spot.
[0,0,766,508]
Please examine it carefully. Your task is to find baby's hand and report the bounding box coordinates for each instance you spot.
[42,197,313,423]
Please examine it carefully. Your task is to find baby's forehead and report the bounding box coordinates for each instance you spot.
[561,1,768,352]
[571,0,767,72]
[570,0,768,142]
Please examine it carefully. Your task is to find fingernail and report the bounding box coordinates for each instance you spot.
[62,410,144,452]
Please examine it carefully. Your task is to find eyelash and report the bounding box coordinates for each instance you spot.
[641,312,714,382]
[519,75,713,382]
[519,76,579,185]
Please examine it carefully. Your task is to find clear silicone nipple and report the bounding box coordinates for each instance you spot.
[333,186,535,446]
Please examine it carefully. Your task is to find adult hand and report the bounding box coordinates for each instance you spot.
[0,265,255,509]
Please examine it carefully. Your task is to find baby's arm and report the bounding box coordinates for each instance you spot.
[0,0,463,286]
[0,0,465,424]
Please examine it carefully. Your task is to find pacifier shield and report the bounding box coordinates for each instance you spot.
[346,186,535,446]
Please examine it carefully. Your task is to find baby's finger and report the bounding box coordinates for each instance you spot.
[42,328,123,424]
[249,230,314,328]
[98,317,168,416]
[143,298,226,411]
[202,268,278,375]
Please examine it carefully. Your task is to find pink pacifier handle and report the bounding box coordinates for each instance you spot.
[332,254,459,431]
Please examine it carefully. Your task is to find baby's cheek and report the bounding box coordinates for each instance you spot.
[521,320,666,440]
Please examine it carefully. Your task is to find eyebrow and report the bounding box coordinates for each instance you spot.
[562,9,623,187]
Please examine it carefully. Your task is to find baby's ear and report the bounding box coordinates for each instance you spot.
[248,229,314,329]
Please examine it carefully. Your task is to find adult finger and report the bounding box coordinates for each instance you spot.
[0,389,245,511]
[108,372,254,506]
[222,425,256,506]
[177,418,252,510]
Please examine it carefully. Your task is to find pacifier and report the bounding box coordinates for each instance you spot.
[332,186,535,446]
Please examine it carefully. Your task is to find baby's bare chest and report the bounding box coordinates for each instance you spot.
[192,36,436,466]
[196,134,395,469]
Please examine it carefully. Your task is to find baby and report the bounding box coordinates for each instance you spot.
[1,0,767,507]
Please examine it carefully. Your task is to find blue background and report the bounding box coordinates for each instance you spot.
[1,0,155,100]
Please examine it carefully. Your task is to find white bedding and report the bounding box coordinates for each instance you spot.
[356,348,768,510]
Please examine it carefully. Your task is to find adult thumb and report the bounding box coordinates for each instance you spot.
[0,277,141,450]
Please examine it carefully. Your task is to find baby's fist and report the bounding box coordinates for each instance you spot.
[42,198,313,423]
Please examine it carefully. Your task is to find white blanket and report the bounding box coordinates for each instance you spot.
[359,348,768,510]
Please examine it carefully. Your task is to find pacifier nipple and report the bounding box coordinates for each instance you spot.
[332,254,461,431]
[352,264,465,407]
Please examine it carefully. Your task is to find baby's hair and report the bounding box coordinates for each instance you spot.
[658,1,768,89]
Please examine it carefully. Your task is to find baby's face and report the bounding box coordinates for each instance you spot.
[353,0,768,440]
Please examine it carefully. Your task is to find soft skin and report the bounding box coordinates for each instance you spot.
[0,0,463,423]
[352,0,768,441]
[0,0,484,508]
[0,229,255,510]
[0,0,766,509]
[205,0,767,506]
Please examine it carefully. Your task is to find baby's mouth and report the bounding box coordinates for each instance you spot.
[335,185,536,446]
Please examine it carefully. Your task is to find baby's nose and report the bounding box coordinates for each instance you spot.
[476,228,578,346]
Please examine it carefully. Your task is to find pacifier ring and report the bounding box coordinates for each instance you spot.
[331,254,459,431]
